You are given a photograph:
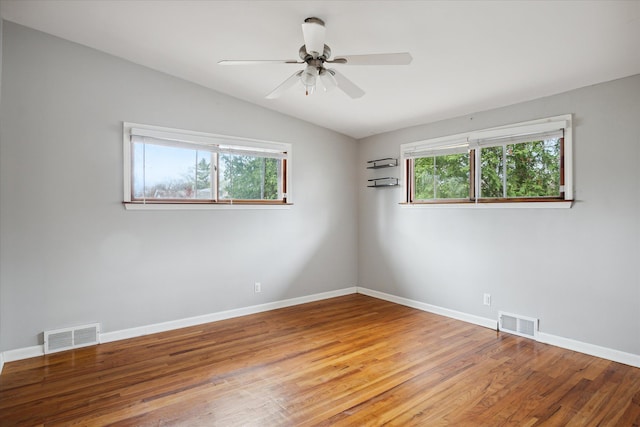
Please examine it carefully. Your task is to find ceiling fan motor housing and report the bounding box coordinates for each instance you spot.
[299,44,332,63]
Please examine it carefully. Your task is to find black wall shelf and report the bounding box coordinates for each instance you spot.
[366,158,398,169]
[367,177,399,187]
[367,157,399,188]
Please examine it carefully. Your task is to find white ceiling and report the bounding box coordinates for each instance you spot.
[2,0,639,139]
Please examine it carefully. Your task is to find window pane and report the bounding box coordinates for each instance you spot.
[414,153,469,200]
[195,152,212,199]
[480,139,561,198]
[219,154,280,200]
[132,143,214,200]
[435,153,469,198]
[414,157,435,199]
[506,139,560,197]
[480,146,504,198]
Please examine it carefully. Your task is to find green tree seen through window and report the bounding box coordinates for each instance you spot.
[480,139,560,198]
[413,138,560,201]
[414,153,469,199]
[220,154,280,200]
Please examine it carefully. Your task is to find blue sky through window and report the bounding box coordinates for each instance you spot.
[133,143,202,196]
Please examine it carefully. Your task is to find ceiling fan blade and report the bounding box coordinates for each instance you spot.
[218,60,302,65]
[301,17,326,57]
[329,69,365,99]
[328,52,413,66]
[265,70,303,99]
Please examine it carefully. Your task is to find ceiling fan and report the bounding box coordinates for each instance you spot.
[218,17,412,99]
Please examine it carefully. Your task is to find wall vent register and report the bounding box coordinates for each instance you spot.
[44,323,100,354]
[499,312,538,339]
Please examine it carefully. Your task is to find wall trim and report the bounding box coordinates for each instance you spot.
[101,287,357,343]
[3,345,44,363]
[537,332,640,369]
[357,287,498,330]
[0,352,4,374]
[359,287,640,369]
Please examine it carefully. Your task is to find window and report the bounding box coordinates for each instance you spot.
[414,152,470,200]
[124,123,290,206]
[401,115,572,205]
[477,136,562,199]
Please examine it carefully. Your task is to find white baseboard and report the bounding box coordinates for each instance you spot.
[537,332,640,368]
[100,287,357,343]
[358,286,640,369]
[3,345,44,363]
[357,287,498,330]
[0,352,4,374]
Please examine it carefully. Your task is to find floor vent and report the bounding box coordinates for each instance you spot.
[498,312,538,339]
[44,323,100,354]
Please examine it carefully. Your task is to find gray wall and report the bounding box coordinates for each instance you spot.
[358,74,640,356]
[0,22,358,351]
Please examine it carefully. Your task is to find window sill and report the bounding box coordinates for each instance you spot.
[123,202,292,211]
[400,200,573,209]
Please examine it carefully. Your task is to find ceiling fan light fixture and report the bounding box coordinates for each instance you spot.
[301,64,318,95]
[319,68,337,92]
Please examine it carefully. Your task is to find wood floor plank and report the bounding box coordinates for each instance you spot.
[1,294,639,426]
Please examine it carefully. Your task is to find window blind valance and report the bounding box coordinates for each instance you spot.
[468,129,564,150]
[401,116,569,159]
[401,137,469,159]
[130,129,288,159]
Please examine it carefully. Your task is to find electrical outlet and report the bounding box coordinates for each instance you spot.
[483,293,491,306]
[254,282,261,293]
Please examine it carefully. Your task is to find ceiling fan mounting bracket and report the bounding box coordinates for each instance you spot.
[304,17,325,26]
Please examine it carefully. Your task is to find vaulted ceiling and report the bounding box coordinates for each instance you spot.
[2,0,639,139]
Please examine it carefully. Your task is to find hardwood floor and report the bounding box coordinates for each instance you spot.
[1,294,639,426]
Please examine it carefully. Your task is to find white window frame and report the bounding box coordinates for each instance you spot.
[400,114,573,208]
[123,122,292,210]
